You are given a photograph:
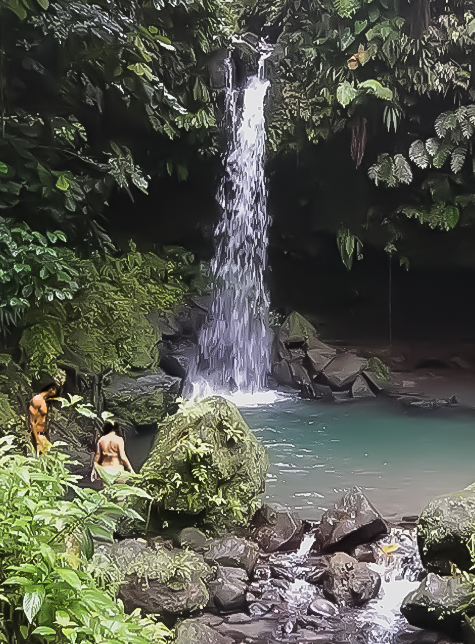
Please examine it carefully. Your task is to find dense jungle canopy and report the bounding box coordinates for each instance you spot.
[1,0,475,364]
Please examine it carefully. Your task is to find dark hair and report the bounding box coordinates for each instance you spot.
[101,421,123,438]
[41,382,60,395]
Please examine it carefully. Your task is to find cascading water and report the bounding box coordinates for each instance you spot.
[189,47,273,396]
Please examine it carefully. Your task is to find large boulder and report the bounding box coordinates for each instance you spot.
[351,375,376,399]
[321,354,368,389]
[277,311,321,348]
[313,487,388,554]
[139,396,268,530]
[401,573,475,639]
[251,503,304,553]
[94,539,212,619]
[323,552,381,607]
[207,566,249,612]
[204,536,259,575]
[103,370,181,425]
[418,485,475,574]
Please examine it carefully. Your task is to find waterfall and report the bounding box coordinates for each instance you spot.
[190,49,273,395]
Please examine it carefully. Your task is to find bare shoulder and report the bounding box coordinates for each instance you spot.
[30,394,42,407]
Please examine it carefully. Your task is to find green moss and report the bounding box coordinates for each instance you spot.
[140,396,269,530]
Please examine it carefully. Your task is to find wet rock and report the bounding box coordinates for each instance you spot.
[304,556,330,584]
[140,397,268,529]
[204,535,259,575]
[306,347,336,375]
[158,339,196,379]
[272,359,294,387]
[321,354,368,389]
[177,527,210,553]
[351,544,376,563]
[175,620,233,644]
[208,565,248,612]
[277,312,321,348]
[351,375,376,399]
[323,552,381,607]
[103,370,181,425]
[289,361,314,394]
[311,383,334,399]
[96,539,212,618]
[119,572,209,618]
[252,503,304,552]
[401,573,475,639]
[270,563,295,582]
[417,485,475,574]
[294,629,329,642]
[314,486,388,554]
[308,597,339,618]
[362,369,386,393]
[253,563,272,581]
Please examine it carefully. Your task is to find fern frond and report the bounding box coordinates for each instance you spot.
[332,0,360,18]
[451,146,467,173]
[409,140,430,169]
[393,154,413,184]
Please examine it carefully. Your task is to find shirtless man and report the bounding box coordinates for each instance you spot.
[28,382,60,453]
[92,421,134,484]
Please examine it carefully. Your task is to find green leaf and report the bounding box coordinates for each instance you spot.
[336,81,358,108]
[358,79,393,101]
[32,626,56,636]
[354,20,367,34]
[23,587,45,623]
[56,568,82,591]
[36,0,49,8]
[55,176,70,191]
[445,206,460,229]
[55,610,74,627]
[0,162,8,174]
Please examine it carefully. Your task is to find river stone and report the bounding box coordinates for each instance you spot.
[323,552,381,607]
[158,339,197,379]
[176,620,233,644]
[119,573,209,617]
[139,396,268,529]
[417,486,475,574]
[305,555,331,584]
[252,503,304,552]
[208,565,249,611]
[103,369,181,425]
[308,597,339,618]
[351,375,376,399]
[321,354,368,389]
[204,535,259,575]
[289,361,314,393]
[400,573,475,639]
[313,486,388,554]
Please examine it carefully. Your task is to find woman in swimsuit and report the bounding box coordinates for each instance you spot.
[91,421,135,484]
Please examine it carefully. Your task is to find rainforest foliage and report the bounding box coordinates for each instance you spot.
[239,0,475,265]
[0,435,172,644]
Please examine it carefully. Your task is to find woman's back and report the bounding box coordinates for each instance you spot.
[98,434,123,467]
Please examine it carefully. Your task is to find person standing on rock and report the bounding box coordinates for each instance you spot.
[28,381,60,454]
[91,421,135,485]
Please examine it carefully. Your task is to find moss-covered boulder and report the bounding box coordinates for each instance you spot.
[417,485,475,574]
[103,369,181,425]
[94,539,212,619]
[140,396,269,530]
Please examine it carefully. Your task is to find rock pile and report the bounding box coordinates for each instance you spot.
[271,312,384,400]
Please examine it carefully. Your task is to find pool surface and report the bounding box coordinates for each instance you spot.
[239,396,475,520]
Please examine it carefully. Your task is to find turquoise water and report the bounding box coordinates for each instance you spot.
[239,396,475,521]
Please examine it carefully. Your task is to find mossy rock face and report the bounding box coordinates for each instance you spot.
[94,539,212,619]
[103,370,182,425]
[417,486,475,574]
[139,396,269,530]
